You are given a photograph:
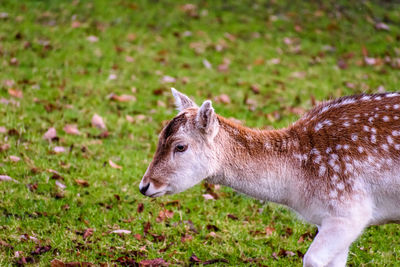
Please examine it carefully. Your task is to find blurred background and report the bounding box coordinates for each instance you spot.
[0,0,399,265]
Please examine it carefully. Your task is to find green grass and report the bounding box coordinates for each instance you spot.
[0,0,400,265]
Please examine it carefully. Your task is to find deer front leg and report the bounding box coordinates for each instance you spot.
[303,216,367,267]
[326,248,349,267]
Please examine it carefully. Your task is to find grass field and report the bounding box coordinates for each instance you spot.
[1,0,400,265]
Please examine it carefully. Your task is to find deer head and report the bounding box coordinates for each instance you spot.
[139,88,220,197]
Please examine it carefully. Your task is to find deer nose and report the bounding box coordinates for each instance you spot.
[140,183,150,195]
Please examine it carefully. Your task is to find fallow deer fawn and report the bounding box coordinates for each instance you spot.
[139,88,400,267]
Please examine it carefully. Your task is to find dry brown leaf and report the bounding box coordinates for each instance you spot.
[108,93,136,102]
[109,160,122,169]
[181,234,193,243]
[83,228,94,239]
[139,258,168,267]
[265,226,275,236]
[156,209,174,222]
[0,126,6,133]
[63,124,80,135]
[214,94,230,104]
[75,179,89,187]
[43,127,57,141]
[91,114,106,130]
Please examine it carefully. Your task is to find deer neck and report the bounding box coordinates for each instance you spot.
[208,116,301,207]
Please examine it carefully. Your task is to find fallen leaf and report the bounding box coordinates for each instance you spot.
[181,234,193,243]
[133,233,142,240]
[250,84,260,94]
[265,226,275,236]
[9,155,20,162]
[161,75,176,83]
[126,115,134,123]
[139,258,168,266]
[375,22,389,31]
[71,21,81,28]
[0,143,10,151]
[20,234,38,242]
[111,229,131,234]
[63,124,80,135]
[83,228,94,240]
[203,59,212,69]
[202,194,215,200]
[0,126,6,133]
[43,127,57,141]
[91,114,106,130]
[268,58,281,65]
[227,214,238,220]
[50,259,94,267]
[8,88,23,98]
[214,94,230,104]
[55,181,66,190]
[53,146,66,153]
[108,74,117,80]
[31,245,51,255]
[156,209,174,222]
[109,160,122,169]
[75,179,89,187]
[0,239,11,248]
[364,57,376,66]
[108,93,136,102]
[137,202,144,213]
[86,35,99,42]
[0,175,18,183]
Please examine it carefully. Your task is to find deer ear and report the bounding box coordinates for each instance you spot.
[196,100,218,134]
[171,88,197,112]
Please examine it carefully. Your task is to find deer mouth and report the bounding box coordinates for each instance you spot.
[148,191,166,198]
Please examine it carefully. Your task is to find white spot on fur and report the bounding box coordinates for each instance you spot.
[383,116,390,122]
[381,144,389,151]
[326,147,332,154]
[371,135,377,143]
[343,144,350,150]
[395,144,400,150]
[330,154,339,160]
[361,96,371,101]
[337,182,345,190]
[336,144,342,150]
[358,146,364,153]
[363,125,370,132]
[333,164,340,172]
[386,93,399,97]
[371,128,377,134]
[329,190,338,198]
[319,165,327,176]
[394,104,400,109]
[351,134,358,141]
[393,130,400,136]
[343,122,350,127]
[387,136,394,144]
[315,123,323,131]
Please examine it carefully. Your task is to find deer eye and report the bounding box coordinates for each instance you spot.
[175,144,188,153]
